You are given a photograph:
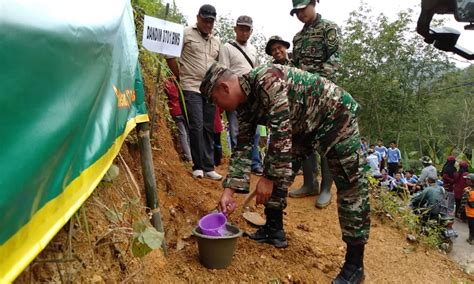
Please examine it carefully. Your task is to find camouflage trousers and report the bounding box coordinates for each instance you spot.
[266,117,370,245]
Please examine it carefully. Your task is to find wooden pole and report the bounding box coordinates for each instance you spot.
[137,122,168,255]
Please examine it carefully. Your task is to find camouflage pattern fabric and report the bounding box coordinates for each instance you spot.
[222,64,370,244]
[290,0,312,16]
[292,0,311,9]
[199,62,228,102]
[273,59,290,65]
[291,13,341,82]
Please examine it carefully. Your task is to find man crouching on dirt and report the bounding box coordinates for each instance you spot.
[200,62,370,284]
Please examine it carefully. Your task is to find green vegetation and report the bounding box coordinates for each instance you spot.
[339,3,474,171]
[369,176,445,249]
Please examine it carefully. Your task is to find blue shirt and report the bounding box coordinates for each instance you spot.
[374,145,388,158]
[387,147,401,163]
[375,151,382,162]
[406,175,418,184]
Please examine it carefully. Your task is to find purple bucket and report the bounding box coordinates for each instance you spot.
[198,212,227,236]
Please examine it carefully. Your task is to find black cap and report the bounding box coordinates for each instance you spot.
[198,4,217,20]
[236,15,253,28]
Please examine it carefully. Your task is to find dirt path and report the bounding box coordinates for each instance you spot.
[143,171,474,283]
[450,219,474,274]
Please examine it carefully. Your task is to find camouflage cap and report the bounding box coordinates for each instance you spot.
[265,35,290,55]
[290,0,318,16]
[420,156,432,164]
[200,62,229,102]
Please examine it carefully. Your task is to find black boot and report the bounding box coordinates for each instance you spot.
[248,208,288,248]
[333,244,365,284]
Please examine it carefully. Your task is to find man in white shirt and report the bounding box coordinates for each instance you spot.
[418,156,438,186]
[166,4,222,180]
[366,149,381,178]
[219,15,263,174]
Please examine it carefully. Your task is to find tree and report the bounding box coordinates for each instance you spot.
[339,1,457,164]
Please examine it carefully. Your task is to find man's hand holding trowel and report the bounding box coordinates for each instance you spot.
[217,178,271,227]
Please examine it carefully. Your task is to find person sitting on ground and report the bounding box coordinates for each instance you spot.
[410,177,446,222]
[379,168,395,188]
[454,161,469,219]
[390,172,408,195]
[461,173,474,245]
[404,169,419,193]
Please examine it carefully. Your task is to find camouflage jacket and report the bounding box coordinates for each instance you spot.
[273,58,290,65]
[291,13,341,82]
[222,64,360,193]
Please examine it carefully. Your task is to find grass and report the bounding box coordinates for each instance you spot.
[369,176,444,249]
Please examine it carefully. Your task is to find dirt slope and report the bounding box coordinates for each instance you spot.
[143,168,473,283]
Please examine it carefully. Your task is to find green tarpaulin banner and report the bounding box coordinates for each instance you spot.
[0,1,148,281]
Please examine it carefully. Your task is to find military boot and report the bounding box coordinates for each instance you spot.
[316,156,333,208]
[333,244,365,284]
[248,208,288,248]
[289,154,319,198]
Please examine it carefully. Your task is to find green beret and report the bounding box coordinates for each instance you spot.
[200,62,229,101]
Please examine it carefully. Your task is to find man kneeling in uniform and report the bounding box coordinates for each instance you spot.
[200,63,370,284]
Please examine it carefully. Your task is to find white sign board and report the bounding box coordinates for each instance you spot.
[142,15,183,57]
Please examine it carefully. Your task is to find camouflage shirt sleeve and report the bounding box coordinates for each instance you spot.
[222,95,257,194]
[222,71,261,193]
[321,22,341,82]
[222,66,293,192]
[258,67,293,182]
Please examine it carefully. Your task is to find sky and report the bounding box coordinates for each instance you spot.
[169,0,473,67]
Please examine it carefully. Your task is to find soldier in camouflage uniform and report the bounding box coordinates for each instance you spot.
[200,62,370,284]
[289,0,342,210]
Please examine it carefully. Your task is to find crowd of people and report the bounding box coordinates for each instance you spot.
[362,138,474,245]
[159,1,474,283]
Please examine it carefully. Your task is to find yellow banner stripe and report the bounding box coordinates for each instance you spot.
[0,114,149,283]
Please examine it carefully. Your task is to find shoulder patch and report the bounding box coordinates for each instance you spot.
[326,28,338,46]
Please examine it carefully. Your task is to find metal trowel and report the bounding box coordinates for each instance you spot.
[241,189,266,226]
